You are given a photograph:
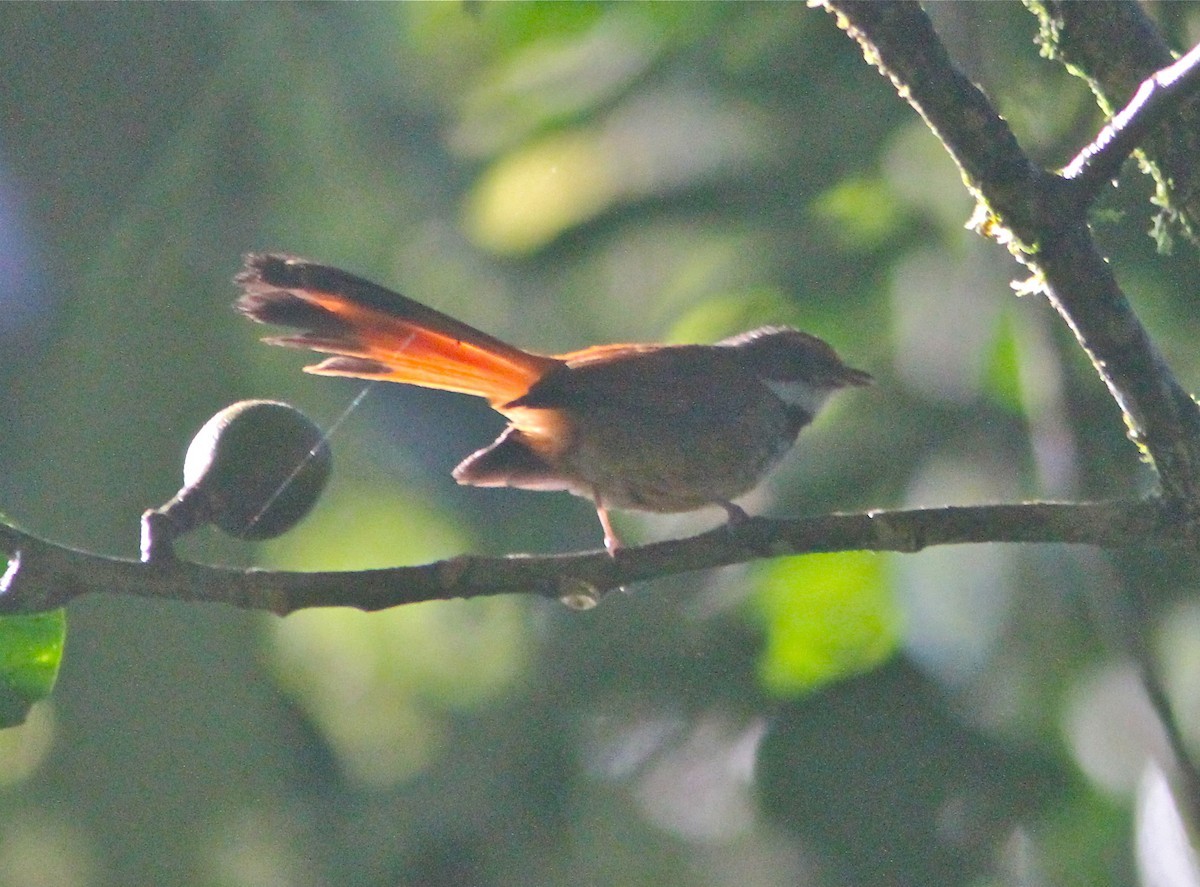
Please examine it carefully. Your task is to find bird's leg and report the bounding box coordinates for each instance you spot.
[719,501,750,527]
[719,500,774,555]
[593,491,622,556]
[594,495,633,594]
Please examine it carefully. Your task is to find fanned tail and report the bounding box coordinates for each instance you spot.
[234,254,557,405]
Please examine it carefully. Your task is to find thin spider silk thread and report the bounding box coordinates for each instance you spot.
[241,382,377,535]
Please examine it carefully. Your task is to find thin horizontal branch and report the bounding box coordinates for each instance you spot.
[821,0,1200,506]
[0,499,1183,616]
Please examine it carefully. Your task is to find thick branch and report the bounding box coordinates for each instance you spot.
[822,2,1043,228]
[822,0,1200,506]
[0,499,1182,615]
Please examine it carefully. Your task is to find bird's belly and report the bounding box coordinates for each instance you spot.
[560,396,793,513]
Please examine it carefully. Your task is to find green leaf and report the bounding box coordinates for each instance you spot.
[749,552,899,695]
[666,287,799,344]
[0,609,66,728]
[982,307,1024,413]
[812,174,904,250]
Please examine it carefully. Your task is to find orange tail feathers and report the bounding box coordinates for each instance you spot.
[235,254,558,405]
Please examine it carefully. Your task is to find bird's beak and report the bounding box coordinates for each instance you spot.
[841,367,875,388]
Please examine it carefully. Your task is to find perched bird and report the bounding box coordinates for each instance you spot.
[235,254,871,552]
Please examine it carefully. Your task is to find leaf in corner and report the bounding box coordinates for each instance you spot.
[748,552,899,695]
[0,610,65,728]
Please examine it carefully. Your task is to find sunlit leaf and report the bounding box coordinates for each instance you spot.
[453,12,661,157]
[749,552,898,695]
[1033,789,1129,887]
[812,175,904,250]
[0,609,65,728]
[666,288,799,344]
[465,85,765,255]
[260,481,529,787]
[271,598,529,788]
[982,308,1024,413]
[465,129,617,255]
[257,480,467,571]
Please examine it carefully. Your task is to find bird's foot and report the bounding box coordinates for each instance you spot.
[719,501,775,555]
[594,494,624,558]
[720,501,750,527]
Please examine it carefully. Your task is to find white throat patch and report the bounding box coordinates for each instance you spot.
[764,379,831,416]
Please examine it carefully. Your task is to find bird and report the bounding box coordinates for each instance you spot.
[234,253,872,553]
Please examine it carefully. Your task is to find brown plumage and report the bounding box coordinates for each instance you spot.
[235,253,871,552]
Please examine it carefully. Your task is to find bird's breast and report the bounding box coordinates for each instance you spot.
[523,353,797,512]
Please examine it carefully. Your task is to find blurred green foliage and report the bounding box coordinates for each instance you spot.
[0,610,64,727]
[750,552,898,695]
[1,3,1199,885]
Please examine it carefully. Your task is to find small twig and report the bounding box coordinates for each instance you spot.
[1081,557,1200,825]
[1138,666,1200,826]
[0,499,1184,616]
[1064,40,1200,197]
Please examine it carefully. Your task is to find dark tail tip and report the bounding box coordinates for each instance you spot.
[236,252,309,289]
[234,253,342,333]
